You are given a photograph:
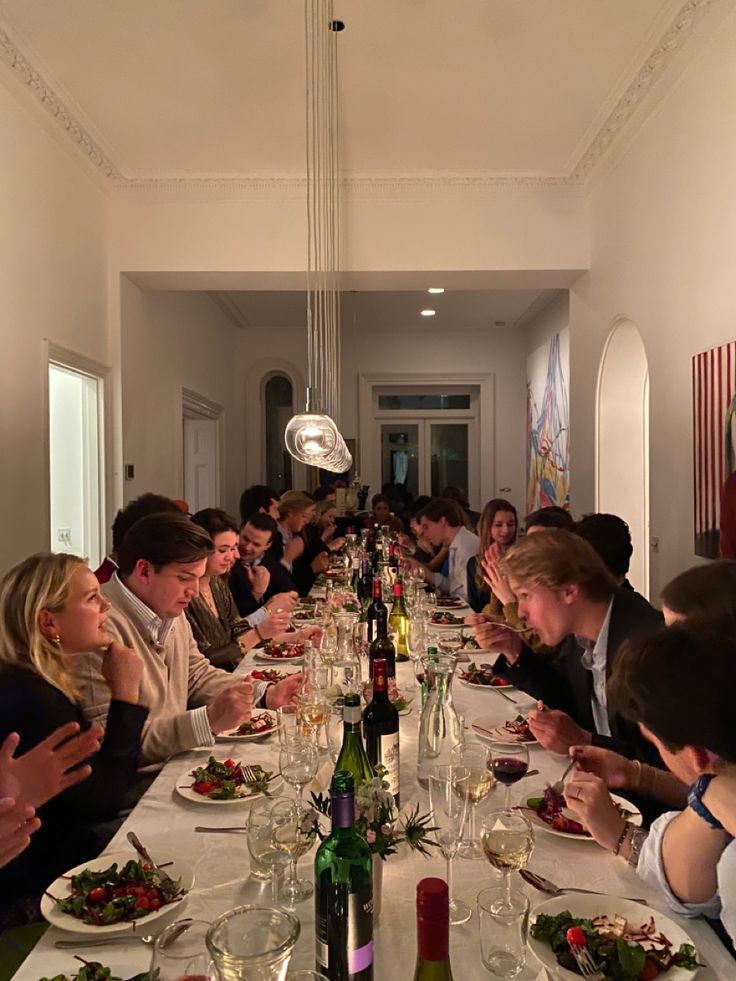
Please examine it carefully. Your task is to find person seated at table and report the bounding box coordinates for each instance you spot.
[0,553,148,911]
[229,514,298,617]
[73,513,303,768]
[239,484,280,524]
[442,485,481,529]
[314,484,337,503]
[94,492,181,584]
[292,501,342,598]
[563,623,736,948]
[472,529,662,761]
[466,498,517,613]
[186,509,295,670]
[362,493,404,535]
[524,505,575,533]
[407,498,479,603]
[574,512,635,590]
[268,491,316,572]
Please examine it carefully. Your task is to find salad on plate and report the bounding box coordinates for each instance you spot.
[430,610,466,625]
[526,785,639,837]
[233,711,279,737]
[459,662,512,687]
[259,642,304,659]
[185,756,275,800]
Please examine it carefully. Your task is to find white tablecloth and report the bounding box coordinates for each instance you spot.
[14,658,734,979]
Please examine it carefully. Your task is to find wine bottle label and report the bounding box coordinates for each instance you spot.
[316,881,374,978]
[377,732,400,800]
[343,702,362,724]
[348,886,374,975]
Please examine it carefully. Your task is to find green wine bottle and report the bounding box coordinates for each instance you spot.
[369,609,396,681]
[333,693,374,791]
[412,878,453,980]
[315,770,374,980]
[389,577,409,662]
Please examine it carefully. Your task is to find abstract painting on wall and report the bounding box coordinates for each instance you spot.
[692,341,736,558]
[526,329,570,514]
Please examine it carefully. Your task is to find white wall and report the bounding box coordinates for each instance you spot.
[569,5,736,596]
[120,282,246,516]
[0,82,110,571]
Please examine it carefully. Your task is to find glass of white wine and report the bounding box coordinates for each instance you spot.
[429,764,472,925]
[451,743,495,860]
[479,808,534,910]
[270,798,318,907]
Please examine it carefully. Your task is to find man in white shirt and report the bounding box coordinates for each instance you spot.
[408,498,479,603]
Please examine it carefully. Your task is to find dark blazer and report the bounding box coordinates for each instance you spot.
[495,588,664,763]
[466,556,491,613]
[0,665,148,904]
[292,527,329,598]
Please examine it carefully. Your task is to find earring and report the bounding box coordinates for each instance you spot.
[51,634,62,649]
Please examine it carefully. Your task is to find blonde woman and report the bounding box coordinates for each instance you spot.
[274,491,317,571]
[0,554,147,914]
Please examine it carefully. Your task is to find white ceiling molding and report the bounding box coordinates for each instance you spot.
[0,1,724,195]
[207,291,251,330]
[512,290,566,331]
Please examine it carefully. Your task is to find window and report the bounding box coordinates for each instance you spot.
[377,393,471,411]
[264,374,294,492]
[48,361,105,568]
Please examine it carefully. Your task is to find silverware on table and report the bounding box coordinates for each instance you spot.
[551,757,577,794]
[195,825,247,833]
[55,920,192,949]
[239,763,273,797]
[519,869,647,904]
[126,830,176,888]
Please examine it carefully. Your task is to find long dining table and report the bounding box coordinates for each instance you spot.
[14,652,734,980]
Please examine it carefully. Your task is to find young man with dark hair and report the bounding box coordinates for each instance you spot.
[75,513,301,767]
[229,514,298,617]
[574,512,634,587]
[238,484,280,524]
[524,505,575,533]
[472,529,662,761]
[408,498,479,602]
[95,493,181,584]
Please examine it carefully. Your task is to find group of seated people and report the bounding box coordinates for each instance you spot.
[0,481,735,963]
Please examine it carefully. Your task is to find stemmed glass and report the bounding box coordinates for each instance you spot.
[270,797,318,907]
[324,699,344,762]
[297,691,328,746]
[429,764,472,925]
[407,618,427,689]
[451,743,494,860]
[279,738,318,802]
[247,797,292,902]
[479,808,534,910]
[488,741,530,808]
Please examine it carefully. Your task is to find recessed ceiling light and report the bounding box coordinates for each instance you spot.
[428,287,445,294]
[421,309,436,317]
[494,320,507,327]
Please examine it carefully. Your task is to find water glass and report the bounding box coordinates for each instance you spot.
[324,699,344,762]
[206,905,300,981]
[451,742,494,860]
[151,919,214,981]
[279,740,318,801]
[477,887,529,977]
[277,706,301,746]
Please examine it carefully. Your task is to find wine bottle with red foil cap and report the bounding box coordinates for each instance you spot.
[413,878,453,980]
[315,770,374,980]
[366,577,387,643]
[363,657,400,808]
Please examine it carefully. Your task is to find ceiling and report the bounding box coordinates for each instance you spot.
[0,0,701,181]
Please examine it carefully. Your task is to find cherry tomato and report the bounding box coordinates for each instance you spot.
[126,884,146,896]
[639,960,660,980]
[149,897,161,911]
[566,926,586,947]
[142,862,152,871]
[193,781,214,795]
[146,889,160,903]
[87,887,109,905]
[224,759,236,769]
[136,896,151,912]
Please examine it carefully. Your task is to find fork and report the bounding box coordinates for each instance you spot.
[569,943,605,980]
[239,764,273,797]
[551,757,577,794]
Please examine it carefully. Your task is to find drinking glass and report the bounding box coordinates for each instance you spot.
[324,699,344,762]
[352,621,370,667]
[279,739,318,801]
[270,798,317,906]
[477,886,530,978]
[407,619,426,688]
[451,743,494,859]
[488,742,529,807]
[296,692,328,745]
[247,797,292,901]
[206,905,300,981]
[428,764,471,925]
[151,919,215,981]
[277,706,300,747]
[479,808,534,909]
[286,973,330,980]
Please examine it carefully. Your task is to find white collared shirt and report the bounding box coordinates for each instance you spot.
[579,599,613,738]
[434,526,480,602]
[278,523,294,571]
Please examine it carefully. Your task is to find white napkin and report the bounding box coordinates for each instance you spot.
[306,759,334,796]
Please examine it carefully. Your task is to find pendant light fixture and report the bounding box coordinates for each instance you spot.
[284,0,351,473]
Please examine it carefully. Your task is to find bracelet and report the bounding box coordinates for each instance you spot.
[254,624,265,642]
[627,827,649,869]
[613,821,630,857]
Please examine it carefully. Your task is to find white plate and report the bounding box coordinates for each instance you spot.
[433,600,471,611]
[524,789,643,841]
[254,650,304,663]
[175,772,282,804]
[41,851,193,935]
[459,676,516,691]
[528,894,699,980]
[471,715,538,745]
[217,719,282,741]
[429,618,469,630]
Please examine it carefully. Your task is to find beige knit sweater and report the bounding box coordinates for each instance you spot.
[73,576,233,766]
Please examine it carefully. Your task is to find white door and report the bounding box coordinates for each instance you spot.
[378,418,478,503]
[183,417,219,513]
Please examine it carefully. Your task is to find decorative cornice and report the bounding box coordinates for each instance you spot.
[0,26,121,179]
[0,0,723,193]
[207,291,251,330]
[513,290,566,331]
[572,0,716,179]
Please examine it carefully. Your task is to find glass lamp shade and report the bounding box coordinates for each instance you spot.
[284,413,352,473]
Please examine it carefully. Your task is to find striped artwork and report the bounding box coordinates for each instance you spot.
[692,341,736,558]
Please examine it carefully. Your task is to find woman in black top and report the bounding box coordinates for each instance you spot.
[292,501,342,596]
[0,553,148,920]
[466,498,518,613]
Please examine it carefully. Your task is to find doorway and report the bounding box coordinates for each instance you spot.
[596,320,650,596]
[183,389,223,513]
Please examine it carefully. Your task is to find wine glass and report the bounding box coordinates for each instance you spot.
[451,743,495,860]
[429,764,472,925]
[279,739,318,801]
[488,741,530,808]
[270,798,317,907]
[406,619,427,689]
[324,699,344,762]
[297,691,328,745]
[247,796,292,902]
[479,808,534,910]
[151,919,215,981]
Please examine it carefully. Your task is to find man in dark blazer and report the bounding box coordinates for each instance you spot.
[473,529,663,764]
[229,513,298,618]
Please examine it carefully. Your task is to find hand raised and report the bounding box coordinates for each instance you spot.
[101,641,144,704]
[0,796,40,870]
[472,621,522,663]
[266,591,298,613]
[245,563,271,597]
[207,679,255,734]
[563,770,625,850]
[569,744,635,789]
[265,673,304,711]
[527,704,592,755]
[256,611,292,639]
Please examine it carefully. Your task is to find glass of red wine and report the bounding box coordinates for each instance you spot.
[151,919,215,981]
[488,741,530,807]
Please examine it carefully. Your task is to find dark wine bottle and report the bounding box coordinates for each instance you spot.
[350,555,361,594]
[366,578,387,643]
[334,693,374,792]
[315,770,374,981]
[369,609,396,681]
[388,542,399,571]
[363,657,400,808]
[412,878,453,980]
[389,577,409,662]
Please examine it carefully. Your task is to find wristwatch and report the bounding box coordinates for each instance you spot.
[688,774,726,830]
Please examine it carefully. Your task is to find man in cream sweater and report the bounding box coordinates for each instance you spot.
[74,512,302,767]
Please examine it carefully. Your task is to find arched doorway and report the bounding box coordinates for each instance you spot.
[596,320,650,596]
